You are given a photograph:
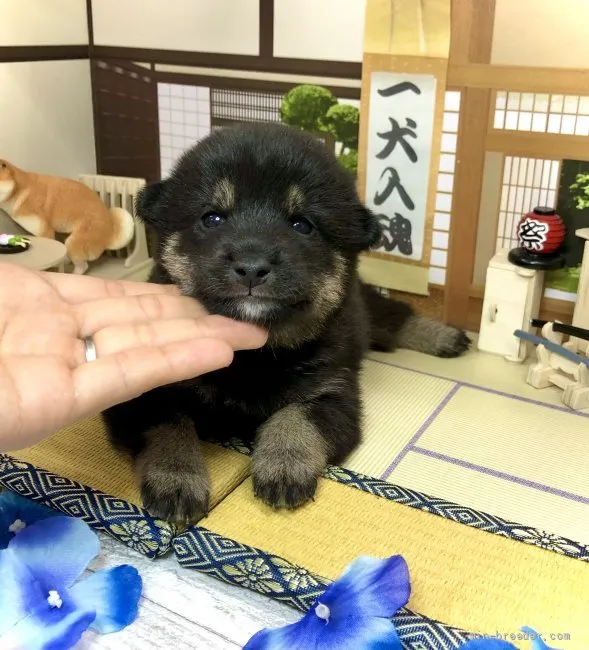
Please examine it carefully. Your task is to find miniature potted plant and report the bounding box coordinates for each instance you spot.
[280,85,360,175]
[544,167,589,293]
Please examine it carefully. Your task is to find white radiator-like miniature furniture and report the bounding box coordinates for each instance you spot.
[477,248,545,363]
[77,174,152,281]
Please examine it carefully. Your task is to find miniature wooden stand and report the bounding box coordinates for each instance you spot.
[523,228,589,410]
[525,323,589,411]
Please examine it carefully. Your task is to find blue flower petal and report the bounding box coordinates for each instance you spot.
[0,547,45,635]
[0,605,95,650]
[244,555,409,650]
[521,626,562,650]
[7,516,100,590]
[69,565,143,634]
[244,609,402,650]
[320,555,411,619]
[0,491,59,549]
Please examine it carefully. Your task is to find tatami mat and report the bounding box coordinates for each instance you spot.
[344,353,589,546]
[416,387,589,497]
[344,361,454,476]
[390,452,589,545]
[370,347,571,408]
[12,415,251,510]
[202,478,589,648]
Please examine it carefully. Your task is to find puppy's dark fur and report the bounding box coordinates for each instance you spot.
[102,123,470,522]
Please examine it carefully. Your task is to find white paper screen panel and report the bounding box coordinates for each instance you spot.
[0,61,95,178]
[273,0,366,62]
[492,0,589,69]
[429,91,461,286]
[92,0,260,56]
[0,0,88,46]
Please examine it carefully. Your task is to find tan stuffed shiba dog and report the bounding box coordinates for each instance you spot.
[0,159,134,274]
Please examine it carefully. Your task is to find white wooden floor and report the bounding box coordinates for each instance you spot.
[79,532,300,649]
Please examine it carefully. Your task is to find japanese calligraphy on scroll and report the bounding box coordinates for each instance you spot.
[365,71,437,263]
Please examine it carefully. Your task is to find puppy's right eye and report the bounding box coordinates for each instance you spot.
[201,212,226,229]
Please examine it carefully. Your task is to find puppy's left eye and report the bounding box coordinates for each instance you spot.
[291,218,313,235]
[202,212,226,229]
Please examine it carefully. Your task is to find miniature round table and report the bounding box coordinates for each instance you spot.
[0,236,68,272]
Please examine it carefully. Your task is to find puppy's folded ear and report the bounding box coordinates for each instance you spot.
[354,204,383,251]
[135,180,167,229]
[362,206,383,249]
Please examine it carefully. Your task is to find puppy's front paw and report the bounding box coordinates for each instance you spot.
[252,404,328,509]
[140,468,210,523]
[252,454,320,509]
[134,419,210,523]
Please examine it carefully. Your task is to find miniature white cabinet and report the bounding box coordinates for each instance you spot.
[477,248,544,362]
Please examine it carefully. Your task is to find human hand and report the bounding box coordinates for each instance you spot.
[0,263,267,451]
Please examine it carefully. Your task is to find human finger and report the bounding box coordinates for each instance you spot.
[90,315,268,358]
[71,338,236,420]
[74,293,208,337]
[42,271,180,304]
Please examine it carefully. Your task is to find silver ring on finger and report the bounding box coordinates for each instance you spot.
[83,336,97,363]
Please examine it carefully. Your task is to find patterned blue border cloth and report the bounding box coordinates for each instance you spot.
[174,527,473,650]
[217,438,589,563]
[322,465,589,562]
[0,454,175,558]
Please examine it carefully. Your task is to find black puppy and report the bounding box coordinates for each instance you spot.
[102,122,470,522]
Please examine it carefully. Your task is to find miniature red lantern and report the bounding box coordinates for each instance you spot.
[508,206,566,270]
[516,206,566,254]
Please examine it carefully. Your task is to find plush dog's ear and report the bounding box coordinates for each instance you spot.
[135,180,167,228]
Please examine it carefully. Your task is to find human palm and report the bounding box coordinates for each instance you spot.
[0,263,266,451]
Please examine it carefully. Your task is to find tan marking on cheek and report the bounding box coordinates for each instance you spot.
[312,252,347,316]
[267,253,347,349]
[286,184,304,214]
[212,178,235,211]
[161,233,193,294]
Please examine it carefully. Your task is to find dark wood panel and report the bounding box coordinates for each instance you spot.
[0,45,88,62]
[92,59,160,183]
[154,70,361,100]
[259,0,274,58]
[92,46,361,79]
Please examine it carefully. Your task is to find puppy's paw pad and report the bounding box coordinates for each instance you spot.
[141,471,210,524]
[435,327,471,358]
[252,461,319,509]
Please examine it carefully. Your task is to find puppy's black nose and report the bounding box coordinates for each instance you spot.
[232,256,271,287]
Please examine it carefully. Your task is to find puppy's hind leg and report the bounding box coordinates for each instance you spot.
[361,282,471,358]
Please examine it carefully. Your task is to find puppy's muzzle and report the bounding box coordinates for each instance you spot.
[231,253,272,288]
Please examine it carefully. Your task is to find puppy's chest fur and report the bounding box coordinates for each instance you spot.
[185,342,351,418]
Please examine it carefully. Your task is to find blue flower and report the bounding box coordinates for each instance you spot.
[459,627,561,650]
[0,514,142,649]
[0,491,60,548]
[244,555,410,650]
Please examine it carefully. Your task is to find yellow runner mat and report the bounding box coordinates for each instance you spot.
[203,477,589,647]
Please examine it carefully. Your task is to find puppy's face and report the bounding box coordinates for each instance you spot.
[139,124,380,344]
[0,161,16,202]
